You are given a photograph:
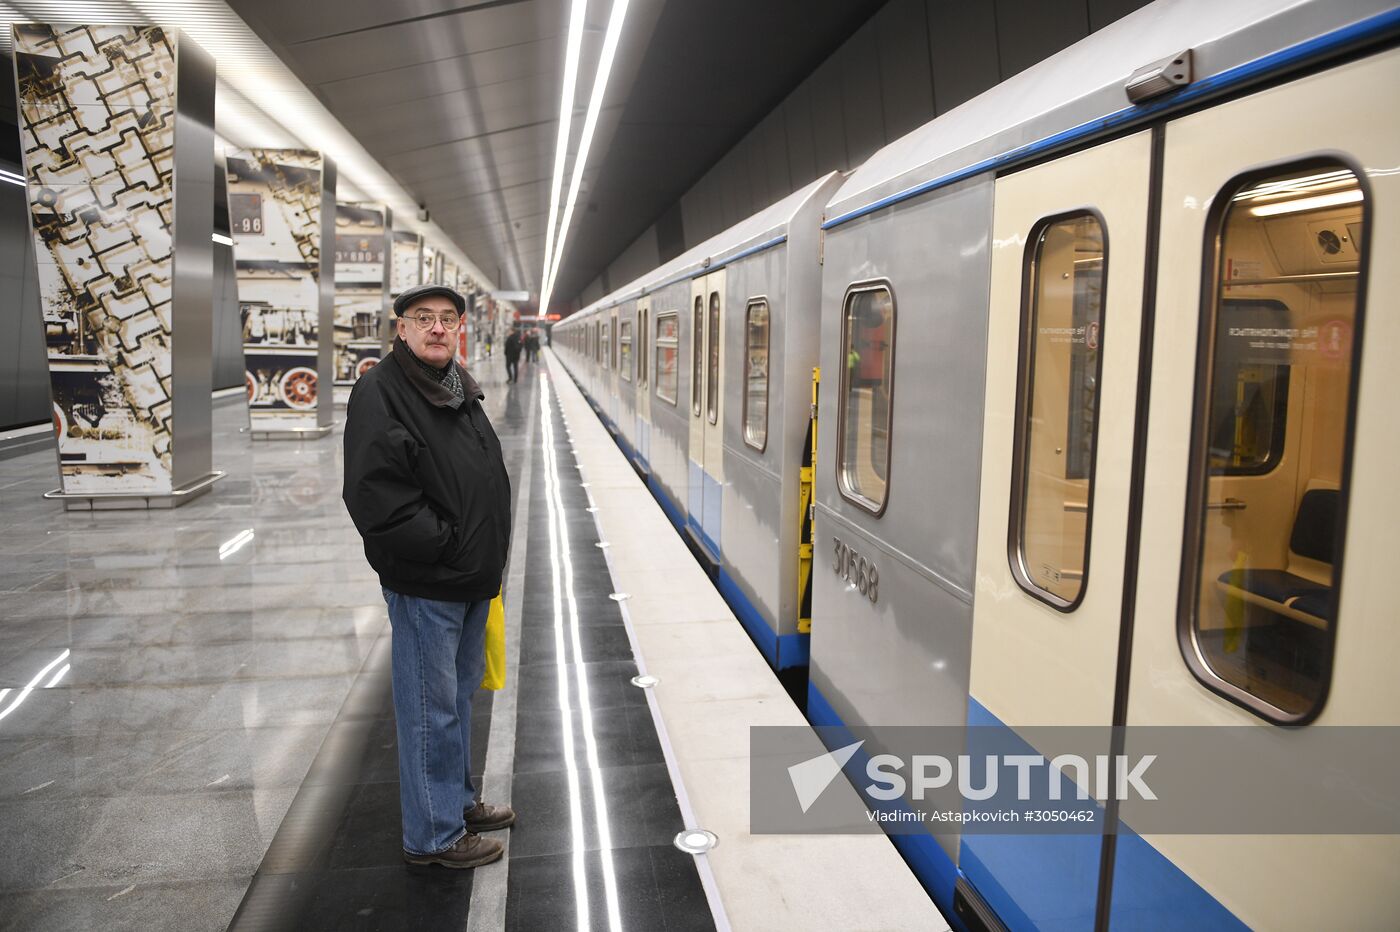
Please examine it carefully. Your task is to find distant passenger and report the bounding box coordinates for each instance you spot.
[484,333,493,357]
[525,330,540,363]
[342,283,516,870]
[504,329,522,383]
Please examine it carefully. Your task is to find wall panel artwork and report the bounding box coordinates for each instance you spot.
[226,147,335,432]
[13,23,216,500]
[390,229,422,297]
[332,201,390,404]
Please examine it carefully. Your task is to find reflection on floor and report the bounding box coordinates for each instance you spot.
[0,351,713,931]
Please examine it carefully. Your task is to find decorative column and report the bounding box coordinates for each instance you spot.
[225,147,336,438]
[14,23,222,509]
[332,201,390,404]
[421,241,441,285]
[391,229,422,298]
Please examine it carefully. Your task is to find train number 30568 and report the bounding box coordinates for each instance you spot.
[832,537,879,604]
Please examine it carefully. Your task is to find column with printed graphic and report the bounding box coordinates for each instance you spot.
[14,23,221,507]
[226,147,336,435]
[391,230,423,300]
[332,201,391,404]
[421,241,441,285]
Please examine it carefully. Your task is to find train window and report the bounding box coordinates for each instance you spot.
[656,312,679,404]
[638,310,649,389]
[611,317,619,370]
[706,292,720,424]
[692,296,703,417]
[1180,162,1365,724]
[1010,212,1105,609]
[601,322,610,369]
[837,283,895,515]
[1208,300,1291,475]
[743,299,770,451]
[619,320,633,382]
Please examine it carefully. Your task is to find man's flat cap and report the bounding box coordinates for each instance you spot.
[394,284,467,316]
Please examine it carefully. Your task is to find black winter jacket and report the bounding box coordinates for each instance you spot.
[342,338,512,601]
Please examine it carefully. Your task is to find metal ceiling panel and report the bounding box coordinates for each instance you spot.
[228,0,889,299]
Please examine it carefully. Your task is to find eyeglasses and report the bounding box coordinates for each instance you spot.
[403,311,463,331]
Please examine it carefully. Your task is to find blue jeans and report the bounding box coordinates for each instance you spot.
[382,589,490,855]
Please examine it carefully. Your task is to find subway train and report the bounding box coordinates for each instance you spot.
[553,1,1400,929]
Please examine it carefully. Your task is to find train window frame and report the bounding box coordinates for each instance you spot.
[656,311,680,405]
[692,296,703,418]
[707,291,721,426]
[742,297,770,453]
[619,318,633,382]
[835,279,897,517]
[601,321,610,370]
[1176,158,1369,727]
[1007,209,1110,614]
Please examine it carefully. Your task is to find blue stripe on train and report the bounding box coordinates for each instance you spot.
[963,697,1248,931]
[717,567,809,670]
[806,681,964,928]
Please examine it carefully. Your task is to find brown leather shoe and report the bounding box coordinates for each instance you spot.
[403,832,503,869]
[465,800,516,832]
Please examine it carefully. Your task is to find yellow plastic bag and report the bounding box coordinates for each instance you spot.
[481,587,507,691]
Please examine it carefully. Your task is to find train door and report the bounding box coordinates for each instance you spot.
[964,130,1154,930]
[686,270,725,558]
[1109,49,1400,931]
[636,298,651,469]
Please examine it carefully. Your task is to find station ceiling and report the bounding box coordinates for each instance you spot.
[226,0,889,308]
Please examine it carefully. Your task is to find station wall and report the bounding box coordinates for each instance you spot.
[583,0,1152,303]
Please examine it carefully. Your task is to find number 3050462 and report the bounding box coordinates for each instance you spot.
[832,537,879,604]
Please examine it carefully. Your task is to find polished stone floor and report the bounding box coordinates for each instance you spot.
[0,395,389,930]
[0,351,714,931]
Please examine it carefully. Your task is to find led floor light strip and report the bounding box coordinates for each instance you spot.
[540,375,592,931]
[540,374,624,932]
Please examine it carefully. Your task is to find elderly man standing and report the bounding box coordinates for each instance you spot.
[342,283,517,869]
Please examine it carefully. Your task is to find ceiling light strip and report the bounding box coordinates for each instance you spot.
[540,0,589,304]
[540,0,633,313]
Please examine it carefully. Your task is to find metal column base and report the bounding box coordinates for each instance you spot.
[43,471,225,511]
[241,423,336,441]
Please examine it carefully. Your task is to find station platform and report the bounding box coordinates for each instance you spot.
[0,349,944,931]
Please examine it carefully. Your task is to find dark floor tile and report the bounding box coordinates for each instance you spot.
[230,863,474,932]
[518,622,635,666]
[512,705,664,775]
[508,762,685,859]
[515,660,646,714]
[505,844,714,932]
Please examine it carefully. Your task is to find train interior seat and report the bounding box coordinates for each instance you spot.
[1215,486,1338,627]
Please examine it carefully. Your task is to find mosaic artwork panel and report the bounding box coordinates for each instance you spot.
[15,23,178,493]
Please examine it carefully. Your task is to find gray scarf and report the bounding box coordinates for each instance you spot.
[410,349,465,403]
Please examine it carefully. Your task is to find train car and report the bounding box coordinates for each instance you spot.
[810,0,1399,929]
[558,173,842,671]
[558,0,1400,927]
